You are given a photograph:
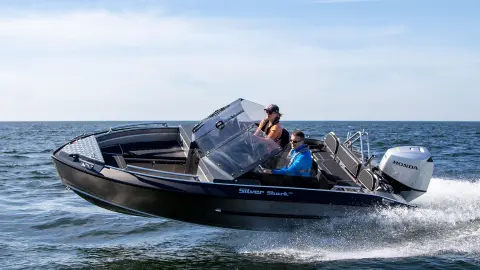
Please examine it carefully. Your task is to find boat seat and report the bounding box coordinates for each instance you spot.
[336,144,362,178]
[318,159,355,181]
[315,151,335,161]
[357,169,377,191]
[324,132,340,155]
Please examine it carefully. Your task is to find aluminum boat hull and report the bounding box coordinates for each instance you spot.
[53,154,406,231]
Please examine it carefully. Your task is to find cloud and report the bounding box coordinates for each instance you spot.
[0,9,478,121]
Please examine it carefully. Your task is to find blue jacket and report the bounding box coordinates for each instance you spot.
[272,144,313,177]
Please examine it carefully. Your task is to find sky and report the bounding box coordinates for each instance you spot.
[0,0,479,121]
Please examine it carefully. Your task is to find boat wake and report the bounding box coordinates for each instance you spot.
[231,178,480,262]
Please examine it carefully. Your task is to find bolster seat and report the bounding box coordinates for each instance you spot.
[336,144,362,178]
[324,132,340,155]
[357,169,377,191]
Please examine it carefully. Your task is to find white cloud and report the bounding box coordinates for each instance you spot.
[0,10,478,121]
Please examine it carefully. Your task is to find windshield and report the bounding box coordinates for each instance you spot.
[201,125,281,179]
[192,98,266,153]
[191,99,240,136]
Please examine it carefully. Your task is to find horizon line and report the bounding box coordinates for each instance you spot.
[1,120,479,123]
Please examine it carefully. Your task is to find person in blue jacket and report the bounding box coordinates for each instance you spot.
[263,130,312,177]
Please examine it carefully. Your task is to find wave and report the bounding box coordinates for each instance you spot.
[0,149,53,154]
[231,178,480,262]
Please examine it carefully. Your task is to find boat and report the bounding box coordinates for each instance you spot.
[51,98,434,231]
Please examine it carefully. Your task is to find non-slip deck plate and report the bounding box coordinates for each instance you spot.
[61,135,105,163]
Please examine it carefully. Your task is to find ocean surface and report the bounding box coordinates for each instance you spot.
[1,121,479,269]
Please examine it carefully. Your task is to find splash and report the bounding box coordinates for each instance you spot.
[233,178,480,262]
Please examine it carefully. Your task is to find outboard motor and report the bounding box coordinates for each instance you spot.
[377,146,434,202]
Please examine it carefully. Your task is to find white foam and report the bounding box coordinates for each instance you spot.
[233,178,480,262]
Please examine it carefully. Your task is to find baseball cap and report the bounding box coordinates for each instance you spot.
[264,104,280,114]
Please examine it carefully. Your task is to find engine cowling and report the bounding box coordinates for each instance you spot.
[378,146,434,202]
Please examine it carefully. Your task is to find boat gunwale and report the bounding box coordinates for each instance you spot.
[52,151,412,208]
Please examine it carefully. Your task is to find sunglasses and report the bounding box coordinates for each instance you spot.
[265,111,275,115]
[290,139,301,143]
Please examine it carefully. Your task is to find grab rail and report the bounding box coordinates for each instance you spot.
[125,165,199,179]
[331,185,362,192]
[104,164,199,181]
[344,129,371,167]
[107,122,169,133]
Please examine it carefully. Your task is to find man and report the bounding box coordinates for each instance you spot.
[263,130,312,177]
[254,104,283,145]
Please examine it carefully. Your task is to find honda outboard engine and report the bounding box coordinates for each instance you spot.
[377,146,434,202]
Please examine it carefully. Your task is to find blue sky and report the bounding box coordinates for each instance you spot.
[0,0,479,120]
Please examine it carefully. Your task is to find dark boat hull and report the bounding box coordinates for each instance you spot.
[53,155,406,231]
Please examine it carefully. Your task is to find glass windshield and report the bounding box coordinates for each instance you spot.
[192,99,266,153]
[201,125,281,179]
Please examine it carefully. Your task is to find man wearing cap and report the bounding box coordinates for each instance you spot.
[254,104,283,145]
[263,130,313,177]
